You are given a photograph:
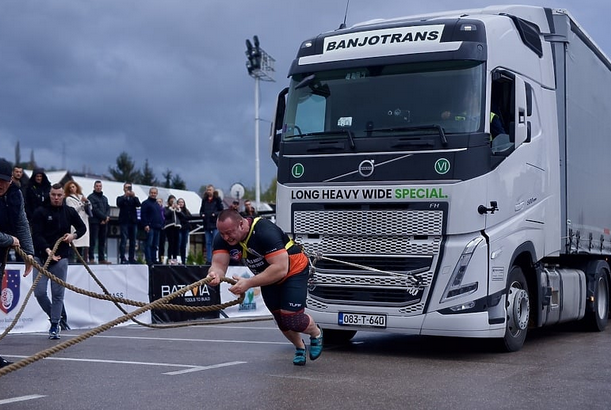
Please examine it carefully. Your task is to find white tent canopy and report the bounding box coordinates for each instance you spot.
[25,170,203,216]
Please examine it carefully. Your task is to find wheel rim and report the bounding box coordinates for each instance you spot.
[507,282,529,336]
[595,277,608,320]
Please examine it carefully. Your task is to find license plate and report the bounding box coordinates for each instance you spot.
[338,312,387,328]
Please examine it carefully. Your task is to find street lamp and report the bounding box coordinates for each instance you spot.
[245,35,275,211]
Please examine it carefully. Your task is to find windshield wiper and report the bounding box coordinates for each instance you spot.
[292,129,355,150]
[346,130,355,149]
[368,125,448,147]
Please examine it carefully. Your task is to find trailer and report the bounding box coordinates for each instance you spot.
[270,5,611,351]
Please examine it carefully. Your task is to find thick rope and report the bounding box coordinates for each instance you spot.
[307,251,424,285]
[0,240,245,376]
[66,244,231,329]
[12,246,227,313]
[0,274,244,378]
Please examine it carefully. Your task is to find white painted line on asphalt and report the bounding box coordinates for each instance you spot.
[190,325,279,330]
[164,361,247,376]
[0,395,47,405]
[6,355,247,376]
[89,335,289,345]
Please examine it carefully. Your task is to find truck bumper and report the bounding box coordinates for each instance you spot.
[307,309,506,339]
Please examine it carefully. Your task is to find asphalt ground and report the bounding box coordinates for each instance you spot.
[1,318,611,410]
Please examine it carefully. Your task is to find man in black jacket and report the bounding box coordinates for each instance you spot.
[28,183,86,339]
[117,182,141,264]
[24,168,51,222]
[87,180,111,264]
[0,158,34,367]
[199,184,224,263]
[140,187,163,266]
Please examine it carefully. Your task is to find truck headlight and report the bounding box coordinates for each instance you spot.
[441,237,483,303]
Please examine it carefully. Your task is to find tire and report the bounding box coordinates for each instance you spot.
[500,266,530,352]
[323,328,357,344]
[583,262,609,332]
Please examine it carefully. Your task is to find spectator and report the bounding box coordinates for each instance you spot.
[163,195,181,265]
[11,165,26,189]
[141,187,163,266]
[8,165,28,262]
[29,183,86,339]
[116,182,141,264]
[87,180,111,264]
[24,168,51,222]
[0,158,35,366]
[63,180,91,263]
[157,197,166,263]
[176,198,191,264]
[231,200,240,212]
[199,184,224,263]
[241,199,258,218]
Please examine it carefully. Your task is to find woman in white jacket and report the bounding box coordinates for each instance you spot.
[63,180,91,262]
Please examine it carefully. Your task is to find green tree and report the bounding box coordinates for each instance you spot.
[162,169,172,188]
[171,174,186,190]
[238,179,277,203]
[29,149,36,169]
[109,151,141,182]
[140,159,157,186]
[241,186,254,201]
[261,177,277,203]
[14,141,21,166]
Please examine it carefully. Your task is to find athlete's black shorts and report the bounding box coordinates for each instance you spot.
[261,265,309,312]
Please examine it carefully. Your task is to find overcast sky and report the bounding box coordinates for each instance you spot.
[1,0,609,196]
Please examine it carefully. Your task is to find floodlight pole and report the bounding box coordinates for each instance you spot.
[254,75,261,210]
[245,35,275,211]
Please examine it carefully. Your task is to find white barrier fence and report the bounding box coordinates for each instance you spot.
[1,264,269,334]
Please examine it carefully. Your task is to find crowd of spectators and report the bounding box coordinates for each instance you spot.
[10,166,262,266]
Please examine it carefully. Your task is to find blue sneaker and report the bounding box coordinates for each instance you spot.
[49,323,60,340]
[293,343,306,366]
[309,326,323,360]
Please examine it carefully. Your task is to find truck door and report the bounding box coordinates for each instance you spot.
[490,70,531,154]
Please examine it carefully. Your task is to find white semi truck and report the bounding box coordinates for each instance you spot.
[270,5,611,351]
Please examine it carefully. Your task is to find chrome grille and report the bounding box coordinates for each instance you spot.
[294,210,443,236]
[311,271,434,287]
[300,237,441,256]
[297,208,444,314]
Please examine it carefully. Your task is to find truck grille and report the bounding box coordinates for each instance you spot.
[295,209,443,312]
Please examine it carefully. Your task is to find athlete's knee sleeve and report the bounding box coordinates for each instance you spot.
[271,310,286,331]
[277,310,310,333]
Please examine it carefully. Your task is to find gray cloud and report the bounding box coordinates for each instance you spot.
[0,0,609,195]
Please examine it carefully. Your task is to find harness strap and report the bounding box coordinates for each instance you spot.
[239,217,295,258]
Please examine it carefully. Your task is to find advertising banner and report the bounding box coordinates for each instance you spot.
[1,264,150,334]
[149,265,220,323]
[1,263,271,333]
[148,265,271,322]
[220,266,271,318]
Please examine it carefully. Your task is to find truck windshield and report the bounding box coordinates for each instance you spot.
[283,61,485,141]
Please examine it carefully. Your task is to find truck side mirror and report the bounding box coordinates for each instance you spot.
[514,77,528,148]
[270,87,289,165]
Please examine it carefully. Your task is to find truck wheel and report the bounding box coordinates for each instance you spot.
[323,329,357,344]
[501,266,530,352]
[584,267,609,332]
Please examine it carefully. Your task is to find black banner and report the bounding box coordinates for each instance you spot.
[149,265,220,323]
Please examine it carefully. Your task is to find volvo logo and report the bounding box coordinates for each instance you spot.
[358,159,375,177]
